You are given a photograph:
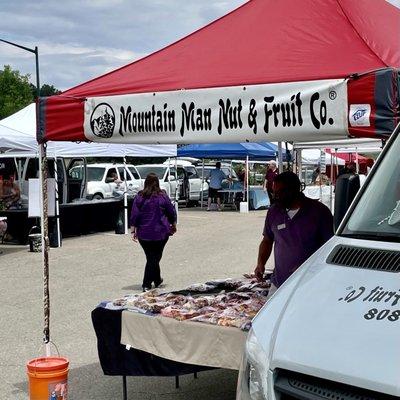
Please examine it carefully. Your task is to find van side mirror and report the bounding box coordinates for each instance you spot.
[334,174,360,230]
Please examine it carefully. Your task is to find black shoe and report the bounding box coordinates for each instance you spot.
[154,279,164,288]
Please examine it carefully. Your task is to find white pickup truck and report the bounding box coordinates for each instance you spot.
[238,124,400,400]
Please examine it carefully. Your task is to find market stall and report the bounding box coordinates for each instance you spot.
[177,142,281,210]
[28,0,400,395]
[92,276,270,398]
[295,138,384,210]
[0,104,177,241]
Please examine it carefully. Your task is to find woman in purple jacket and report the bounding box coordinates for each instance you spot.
[130,173,177,291]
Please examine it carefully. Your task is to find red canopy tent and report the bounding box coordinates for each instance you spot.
[39,0,400,145]
[326,150,369,163]
[34,0,400,351]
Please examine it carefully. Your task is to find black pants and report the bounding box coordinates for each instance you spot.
[139,238,168,288]
[267,189,274,206]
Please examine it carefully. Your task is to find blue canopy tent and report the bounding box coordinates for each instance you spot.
[177,142,278,159]
[177,142,285,210]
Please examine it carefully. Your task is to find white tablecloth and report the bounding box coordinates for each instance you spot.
[121,311,247,370]
[303,185,333,209]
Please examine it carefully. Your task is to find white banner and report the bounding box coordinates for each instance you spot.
[84,79,348,144]
[28,178,56,218]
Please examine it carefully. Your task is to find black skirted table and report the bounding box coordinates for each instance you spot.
[0,197,133,244]
[91,306,215,399]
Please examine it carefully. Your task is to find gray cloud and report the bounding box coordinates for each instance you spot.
[0,0,246,90]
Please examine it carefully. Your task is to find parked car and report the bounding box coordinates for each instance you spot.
[135,164,179,201]
[82,163,142,200]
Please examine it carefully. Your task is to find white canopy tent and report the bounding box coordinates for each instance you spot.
[0,104,177,247]
[293,138,383,151]
[301,149,345,166]
[0,104,177,158]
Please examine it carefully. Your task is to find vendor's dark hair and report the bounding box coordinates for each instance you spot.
[274,171,301,193]
[141,173,163,197]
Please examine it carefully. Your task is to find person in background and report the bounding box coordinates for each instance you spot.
[207,161,226,211]
[311,167,320,184]
[255,171,334,300]
[366,158,374,175]
[0,179,20,209]
[237,165,247,189]
[263,161,278,205]
[130,173,177,291]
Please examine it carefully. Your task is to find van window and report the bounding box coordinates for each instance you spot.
[68,165,83,179]
[0,159,17,181]
[342,135,400,242]
[118,167,135,181]
[87,167,105,181]
[186,166,199,179]
[169,168,177,179]
[136,166,166,180]
[177,167,185,180]
[128,167,140,180]
[106,168,118,181]
[25,158,39,180]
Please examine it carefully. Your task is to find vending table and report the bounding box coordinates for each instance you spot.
[92,278,269,399]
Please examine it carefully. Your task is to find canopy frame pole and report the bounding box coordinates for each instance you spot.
[329,150,334,212]
[335,149,339,178]
[277,142,283,173]
[200,159,204,209]
[17,158,23,192]
[167,158,171,198]
[53,156,61,247]
[174,157,179,224]
[319,150,323,204]
[246,155,249,205]
[123,157,128,235]
[39,143,50,355]
[355,148,359,174]
[296,149,302,181]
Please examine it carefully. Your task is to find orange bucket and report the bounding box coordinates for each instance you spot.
[26,357,69,400]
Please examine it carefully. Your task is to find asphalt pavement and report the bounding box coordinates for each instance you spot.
[0,207,273,400]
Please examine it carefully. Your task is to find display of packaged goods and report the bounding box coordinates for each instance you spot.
[185,283,217,292]
[111,275,269,330]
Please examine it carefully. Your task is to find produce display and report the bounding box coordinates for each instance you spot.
[112,276,270,331]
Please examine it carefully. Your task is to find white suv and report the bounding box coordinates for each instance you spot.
[84,163,142,200]
[135,164,179,201]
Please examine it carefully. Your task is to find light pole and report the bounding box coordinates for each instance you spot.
[0,39,51,354]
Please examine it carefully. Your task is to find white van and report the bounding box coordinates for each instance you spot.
[238,125,400,399]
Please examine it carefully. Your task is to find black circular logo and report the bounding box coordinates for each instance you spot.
[329,90,337,100]
[90,103,115,138]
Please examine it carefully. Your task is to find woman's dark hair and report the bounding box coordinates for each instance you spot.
[141,173,163,197]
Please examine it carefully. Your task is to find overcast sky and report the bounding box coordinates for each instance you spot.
[0,0,247,91]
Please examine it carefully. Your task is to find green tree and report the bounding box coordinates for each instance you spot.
[0,65,34,119]
[30,83,61,98]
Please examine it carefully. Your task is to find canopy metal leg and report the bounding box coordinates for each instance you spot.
[194,372,198,379]
[175,375,180,389]
[122,376,127,400]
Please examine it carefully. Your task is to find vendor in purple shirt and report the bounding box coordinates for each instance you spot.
[255,171,333,298]
[130,173,177,291]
